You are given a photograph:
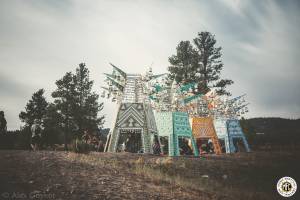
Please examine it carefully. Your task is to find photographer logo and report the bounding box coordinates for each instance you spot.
[277,177,297,197]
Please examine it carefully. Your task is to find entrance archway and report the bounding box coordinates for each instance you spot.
[117,129,143,153]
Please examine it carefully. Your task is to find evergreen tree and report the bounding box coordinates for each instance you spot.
[43,103,64,147]
[19,89,48,127]
[52,72,77,150]
[52,63,105,149]
[168,31,233,95]
[168,41,198,84]
[0,111,7,135]
[193,32,233,95]
[73,63,105,134]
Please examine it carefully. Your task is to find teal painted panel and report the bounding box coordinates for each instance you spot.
[214,117,231,153]
[183,93,203,104]
[154,111,199,156]
[154,112,173,137]
[173,112,192,136]
[177,82,197,93]
[214,118,228,138]
[169,132,178,156]
[227,119,244,136]
[191,136,199,156]
[226,119,250,152]
[172,112,199,156]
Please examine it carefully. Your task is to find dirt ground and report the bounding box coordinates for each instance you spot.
[0,150,299,200]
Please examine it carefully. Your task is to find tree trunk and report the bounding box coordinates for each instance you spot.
[64,110,69,151]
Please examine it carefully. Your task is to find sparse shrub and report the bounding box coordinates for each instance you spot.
[161,157,173,165]
[155,157,173,166]
[71,138,92,153]
[135,156,145,165]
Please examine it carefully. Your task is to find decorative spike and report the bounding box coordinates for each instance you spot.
[109,63,127,78]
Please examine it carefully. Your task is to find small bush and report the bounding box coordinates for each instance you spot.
[71,139,92,153]
[155,157,173,165]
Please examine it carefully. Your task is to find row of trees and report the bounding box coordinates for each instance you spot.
[19,63,105,150]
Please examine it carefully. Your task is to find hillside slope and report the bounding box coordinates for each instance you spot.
[1,150,299,200]
[241,118,300,148]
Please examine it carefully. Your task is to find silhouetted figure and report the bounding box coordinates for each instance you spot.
[152,140,161,155]
[31,119,42,151]
[81,130,103,151]
[207,140,214,153]
[160,137,169,155]
[82,130,92,143]
[180,138,193,155]
[125,135,135,152]
[0,111,7,135]
[97,140,104,152]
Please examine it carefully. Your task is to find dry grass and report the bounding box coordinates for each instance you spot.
[1,150,299,199]
[130,151,300,200]
[132,157,232,199]
[63,150,300,199]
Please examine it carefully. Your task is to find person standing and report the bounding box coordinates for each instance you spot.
[31,119,42,151]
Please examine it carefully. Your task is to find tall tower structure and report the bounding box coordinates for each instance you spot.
[103,64,159,153]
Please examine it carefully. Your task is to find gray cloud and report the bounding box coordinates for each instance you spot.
[0,74,30,97]
[0,0,299,130]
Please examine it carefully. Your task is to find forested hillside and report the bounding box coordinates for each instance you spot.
[241,118,300,149]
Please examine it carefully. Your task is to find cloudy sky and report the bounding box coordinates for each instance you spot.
[0,0,299,130]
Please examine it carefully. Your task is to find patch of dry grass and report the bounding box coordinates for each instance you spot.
[52,150,300,199]
[131,155,275,200]
[133,157,207,191]
[64,152,122,170]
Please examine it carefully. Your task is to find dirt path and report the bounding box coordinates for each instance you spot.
[0,151,215,200]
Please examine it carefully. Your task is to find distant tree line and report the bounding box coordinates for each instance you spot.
[0,63,107,151]
[240,117,300,150]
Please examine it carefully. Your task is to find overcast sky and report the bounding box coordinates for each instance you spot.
[1,0,299,130]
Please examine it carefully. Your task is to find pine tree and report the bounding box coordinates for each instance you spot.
[168,41,198,84]
[52,63,105,149]
[168,32,233,95]
[0,111,7,134]
[73,63,105,135]
[19,89,48,126]
[52,72,77,150]
[43,103,64,146]
[193,32,233,95]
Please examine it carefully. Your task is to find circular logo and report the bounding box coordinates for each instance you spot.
[277,177,297,197]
